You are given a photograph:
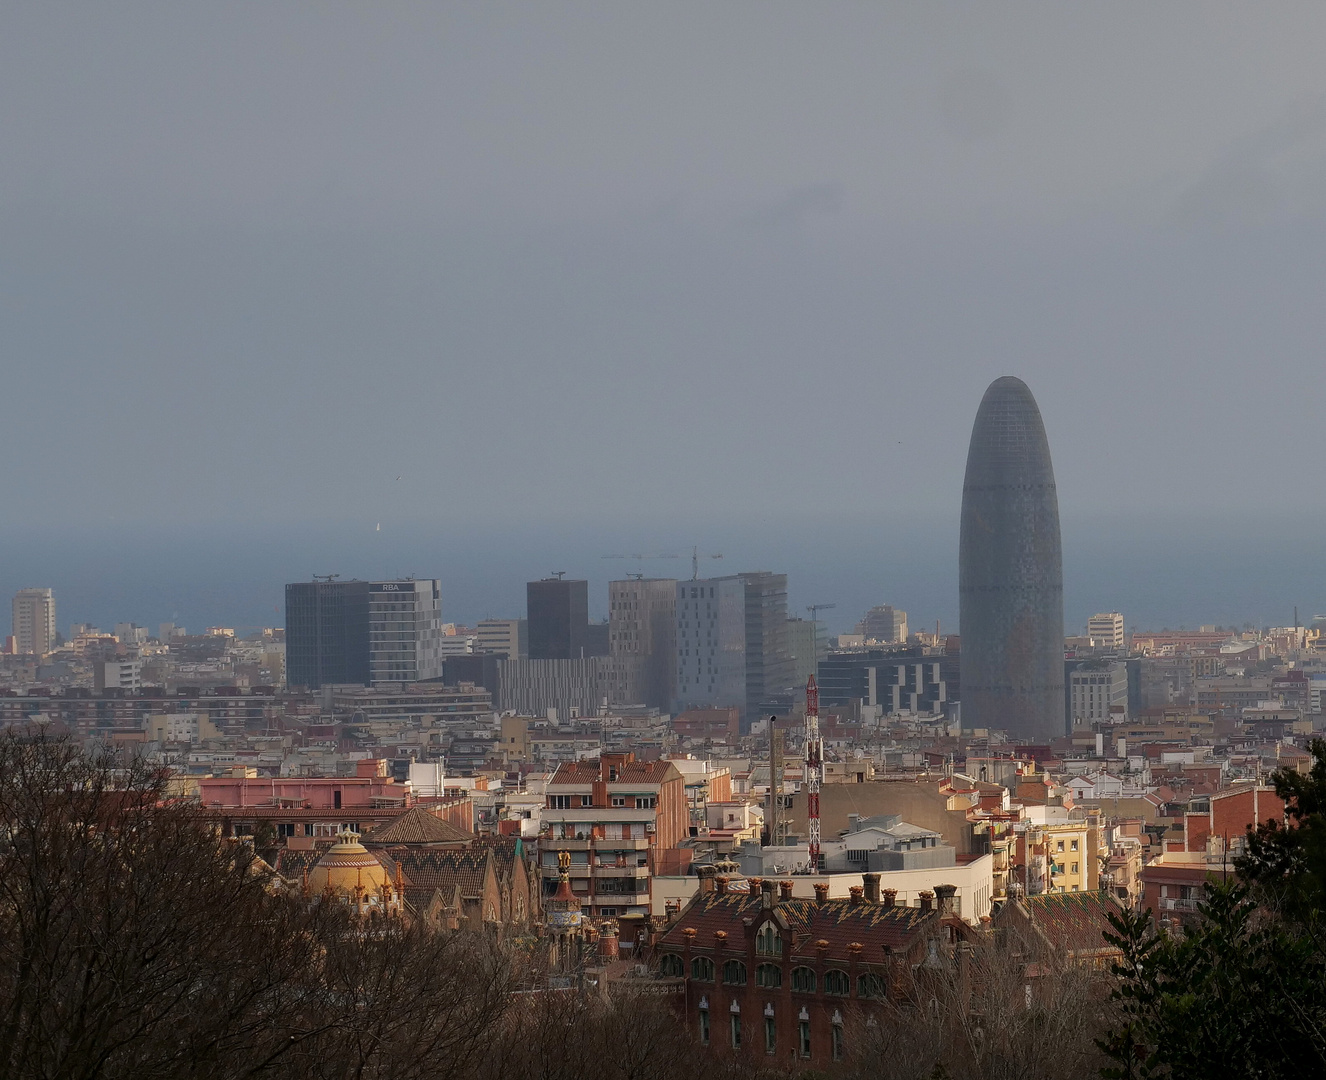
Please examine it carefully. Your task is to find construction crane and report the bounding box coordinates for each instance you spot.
[806,602,836,622]
[600,547,723,580]
[804,674,824,874]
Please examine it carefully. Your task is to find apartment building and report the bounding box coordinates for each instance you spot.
[540,752,686,918]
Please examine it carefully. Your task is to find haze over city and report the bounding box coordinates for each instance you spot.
[4,5,1326,634]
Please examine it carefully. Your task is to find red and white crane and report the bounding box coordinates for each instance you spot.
[804,674,823,873]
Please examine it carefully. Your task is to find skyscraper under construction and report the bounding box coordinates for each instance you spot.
[959,376,1065,742]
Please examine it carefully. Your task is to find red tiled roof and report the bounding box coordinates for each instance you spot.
[657,892,939,961]
[362,806,473,845]
[1020,892,1120,955]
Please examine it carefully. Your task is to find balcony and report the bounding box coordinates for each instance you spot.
[542,835,652,850]
[1160,896,1200,913]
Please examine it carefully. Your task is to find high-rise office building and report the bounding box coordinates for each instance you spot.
[786,617,827,687]
[12,588,56,656]
[609,578,677,710]
[527,578,589,660]
[1087,612,1126,652]
[675,572,792,723]
[959,376,1065,742]
[285,578,441,690]
[739,571,793,717]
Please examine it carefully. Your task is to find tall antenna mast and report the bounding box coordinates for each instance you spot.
[804,675,823,873]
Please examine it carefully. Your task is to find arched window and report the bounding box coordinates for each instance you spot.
[824,969,850,996]
[659,953,684,977]
[858,973,888,1000]
[755,963,782,989]
[791,966,816,993]
[722,959,747,986]
[755,923,782,955]
[692,956,715,981]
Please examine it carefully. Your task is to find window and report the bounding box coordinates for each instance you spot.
[550,795,571,809]
[731,1013,742,1049]
[692,956,715,981]
[765,1016,777,1054]
[1070,839,1079,851]
[580,795,592,807]
[858,973,888,1000]
[824,969,849,996]
[755,964,782,989]
[635,796,656,809]
[723,960,747,986]
[611,795,626,807]
[1071,862,1079,874]
[756,924,782,955]
[1056,840,1065,852]
[831,1023,844,1062]
[791,967,816,993]
[659,953,684,977]
[799,1020,811,1058]
[699,1007,709,1046]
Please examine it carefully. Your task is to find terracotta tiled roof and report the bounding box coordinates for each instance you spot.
[384,848,494,909]
[1020,892,1120,955]
[657,893,939,962]
[363,806,473,845]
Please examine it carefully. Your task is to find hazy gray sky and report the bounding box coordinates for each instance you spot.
[3,5,1325,629]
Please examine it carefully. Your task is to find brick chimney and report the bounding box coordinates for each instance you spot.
[935,883,958,916]
[813,882,829,904]
[779,880,793,902]
[862,872,881,903]
[715,876,729,896]
[919,890,935,913]
[748,876,764,897]
[848,885,864,905]
[881,888,897,909]
[761,880,776,910]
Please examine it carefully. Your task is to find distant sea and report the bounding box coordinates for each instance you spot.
[2,512,1321,639]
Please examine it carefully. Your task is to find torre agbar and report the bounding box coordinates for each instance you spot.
[959,376,1065,743]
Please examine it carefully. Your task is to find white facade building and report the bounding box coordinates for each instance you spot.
[1087,612,1125,651]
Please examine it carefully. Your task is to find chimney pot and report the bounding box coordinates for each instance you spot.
[862,872,881,903]
[812,882,830,904]
[935,884,958,916]
[849,885,864,905]
[919,890,935,913]
[761,880,776,910]
[881,888,897,909]
[779,880,793,902]
[715,876,729,896]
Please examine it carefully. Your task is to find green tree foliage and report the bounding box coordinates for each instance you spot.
[1099,739,1326,1079]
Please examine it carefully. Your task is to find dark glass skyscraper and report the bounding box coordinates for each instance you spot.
[959,377,1065,742]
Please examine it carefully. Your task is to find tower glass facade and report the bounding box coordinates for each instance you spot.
[959,376,1065,742]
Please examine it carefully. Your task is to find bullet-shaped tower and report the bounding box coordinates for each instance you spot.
[959,376,1065,742]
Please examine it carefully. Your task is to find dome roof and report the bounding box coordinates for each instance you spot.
[308,833,389,899]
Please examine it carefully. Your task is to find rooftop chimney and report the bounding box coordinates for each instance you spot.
[715,876,729,896]
[813,882,829,904]
[748,876,764,896]
[919,890,935,913]
[779,880,793,902]
[849,885,864,905]
[862,873,881,903]
[935,884,958,916]
[881,888,897,909]
[761,880,776,910]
